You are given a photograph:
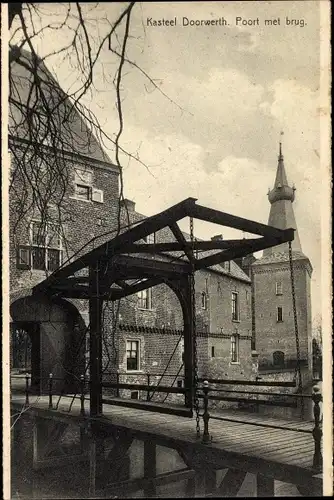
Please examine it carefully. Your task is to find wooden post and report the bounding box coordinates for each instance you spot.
[48,373,53,409]
[257,474,274,497]
[89,262,103,417]
[116,371,120,397]
[25,372,30,407]
[185,475,196,497]
[144,440,156,497]
[80,374,85,416]
[312,385,322,471]
[89,437,96,497]
[202,380,211,444]
[192,468,216,497]
[183,277,194,410]
[147,373,151,401]
[32,422,39,467]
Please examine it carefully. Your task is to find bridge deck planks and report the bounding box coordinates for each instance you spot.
[11,394,317,476]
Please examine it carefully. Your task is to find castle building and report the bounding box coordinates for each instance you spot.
[9,48,255,396]
[251,143,313,386]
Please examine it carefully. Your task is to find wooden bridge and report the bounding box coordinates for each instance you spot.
[11,386,323,498]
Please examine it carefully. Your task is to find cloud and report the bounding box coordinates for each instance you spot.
[122,130,271,234]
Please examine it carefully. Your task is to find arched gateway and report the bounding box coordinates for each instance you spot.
[10,289,87,395]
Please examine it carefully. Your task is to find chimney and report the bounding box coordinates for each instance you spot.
[120,198,135,212]
[211,234,223,241]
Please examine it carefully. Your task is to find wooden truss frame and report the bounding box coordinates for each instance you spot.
[32,197,294,416]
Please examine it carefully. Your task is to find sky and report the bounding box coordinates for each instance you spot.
[10,1,328,323]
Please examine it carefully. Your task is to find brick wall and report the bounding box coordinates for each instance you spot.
[10,148,120,293]
[252,259,312,369]
[10,144,255,398]
[101,264,254,402]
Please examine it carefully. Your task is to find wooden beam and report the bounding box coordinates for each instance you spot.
[32,197,196,292]
[117,238,259,254]
[144,440,157,497]
[189,203,290,238]
[296,482,321,497]
[106,277,164,300]
[169,223,195,263]
[89,438,96,497]
[89,262,103,417]
[100,468,195,497]
[100,431,133,484]
[39,421,69,459]
[33,453,89,470]
[101,397,192,417]
[51,276,165,300]
[257,474,275,496]
[217,468,247,496]
[195,232,294,270]
[110,254,191,275]
[181,278,194,410]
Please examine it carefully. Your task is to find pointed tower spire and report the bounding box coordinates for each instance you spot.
[263,137,302,255]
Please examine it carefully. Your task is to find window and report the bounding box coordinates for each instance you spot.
[211,346,215,358]
[231,334,239,363]
[224,261,231,272]
[92,188,104,203]
[277,307,283,322]
[276,281,283,295]
[17,222,62,271]
[273,351,285,367]
[177,379,183,388]
[232,292,239,321]
[137,288,152,309]
[17,246,31,269]
[75,168,93,185]
[126,340,140,371]
[73,168,103,202]
[201,292,207,310]
[75,184,91,200]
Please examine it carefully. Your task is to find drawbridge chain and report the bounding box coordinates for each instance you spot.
[190,217,200,438]
[288,241,304,418]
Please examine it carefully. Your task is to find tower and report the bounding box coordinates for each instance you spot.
[252,141,313,384]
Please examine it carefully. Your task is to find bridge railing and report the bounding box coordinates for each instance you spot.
[12,373,323,472]
[12,372,189,416]
[198,380,323,472]
[197,377,303,410]
[12,371,316,413]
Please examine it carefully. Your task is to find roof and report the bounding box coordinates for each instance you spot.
[9,47,116,167]
[264,144,302,256]
[253,250,313,272]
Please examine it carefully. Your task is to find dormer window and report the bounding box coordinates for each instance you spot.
[72,168,104,203]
